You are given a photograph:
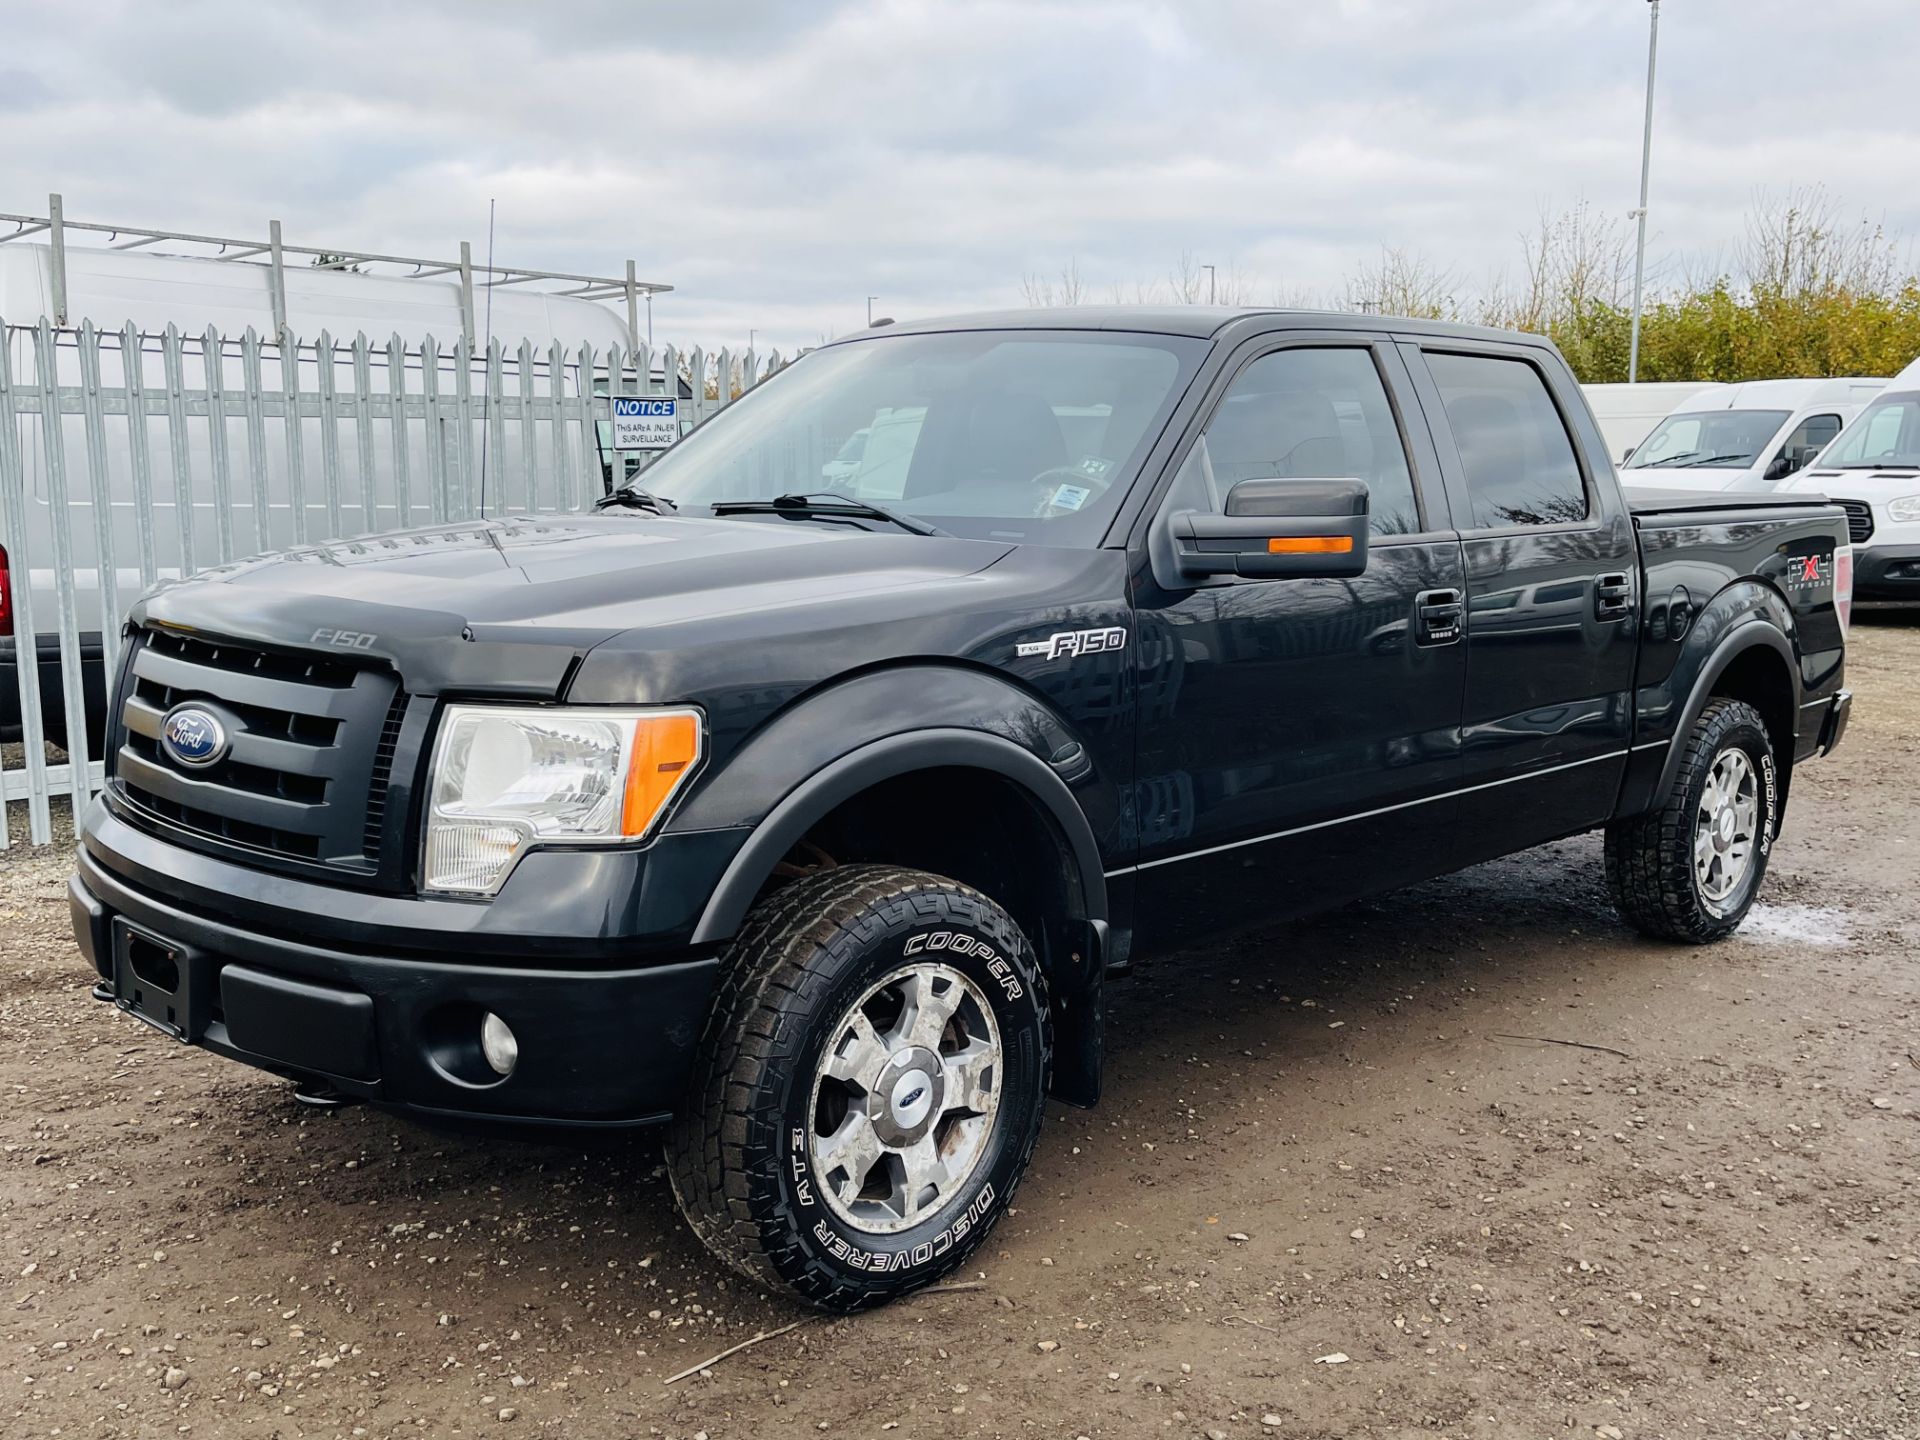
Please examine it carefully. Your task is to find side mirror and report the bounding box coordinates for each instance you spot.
[1622,445,1636,463]
[1764,452,1798,482]
[1170,477,1370,580]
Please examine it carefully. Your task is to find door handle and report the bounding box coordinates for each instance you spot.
[1595,572,1632,621]
[1415,588,1464,645]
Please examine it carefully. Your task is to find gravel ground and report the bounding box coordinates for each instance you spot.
[3,613,1917,1440]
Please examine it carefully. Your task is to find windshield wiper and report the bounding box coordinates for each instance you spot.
[1837,461,1920,470]
[593,486,678,514]
[1630,450,1700,468]
[1673,453,1752,468]
[708,491,947,536]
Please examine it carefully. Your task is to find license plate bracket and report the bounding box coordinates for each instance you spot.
[111,920,213,1043]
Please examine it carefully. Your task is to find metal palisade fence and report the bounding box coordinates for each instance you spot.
[0,317,783,847]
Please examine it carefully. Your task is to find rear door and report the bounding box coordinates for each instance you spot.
[1126,331,1467,947]
[1400,340,1638,863]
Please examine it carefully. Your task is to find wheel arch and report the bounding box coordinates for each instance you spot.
[688,726,1108,947]
[673,664,1119,1107]
[1653,618,1799,805]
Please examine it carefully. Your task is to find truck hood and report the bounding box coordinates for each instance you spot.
[1784,467,1920,500]
[135,513,1019,698]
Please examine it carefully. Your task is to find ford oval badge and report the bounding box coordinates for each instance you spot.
[160,705,229,768]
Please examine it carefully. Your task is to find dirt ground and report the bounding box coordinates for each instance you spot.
[3,615,1916,1440]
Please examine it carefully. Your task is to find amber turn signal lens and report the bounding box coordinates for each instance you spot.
[1266,535,1354,554]
[621,712,702,837]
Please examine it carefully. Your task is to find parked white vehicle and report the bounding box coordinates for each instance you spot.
[1580,381,1717,465]
[1616,377,1888,493]
[1777,356,1920,602]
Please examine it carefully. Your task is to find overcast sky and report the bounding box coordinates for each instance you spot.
[5,0,1918,353]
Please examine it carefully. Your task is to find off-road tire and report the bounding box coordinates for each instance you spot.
[666,864,1051,1310]
[1606,698,1780,943]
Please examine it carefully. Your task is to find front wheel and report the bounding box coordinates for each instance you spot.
[666,865,1050,1310]
[1606,698,1781,942]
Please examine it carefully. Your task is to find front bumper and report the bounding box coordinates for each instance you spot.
[71,808,731,1127]
[1853,544,1920,601]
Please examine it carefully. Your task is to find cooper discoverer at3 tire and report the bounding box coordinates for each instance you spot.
[1605,698,1780,943]
[666,864,1051,1310]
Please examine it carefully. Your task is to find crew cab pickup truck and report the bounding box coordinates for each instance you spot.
[68,308,1854,1310]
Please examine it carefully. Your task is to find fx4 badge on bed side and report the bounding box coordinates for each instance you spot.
[1015,626,1127,660]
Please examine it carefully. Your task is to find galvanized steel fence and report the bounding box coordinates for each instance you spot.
[0,317,784,847]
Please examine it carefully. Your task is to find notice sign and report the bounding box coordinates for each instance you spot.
[612,396,679,450]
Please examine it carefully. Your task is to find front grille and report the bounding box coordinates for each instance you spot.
[361,688,411,859]
[113,627,405,878]
[1836,499,1875,544]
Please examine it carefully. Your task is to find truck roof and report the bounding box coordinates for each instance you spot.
[1667,376,1888,411]
[840,305,1552,347]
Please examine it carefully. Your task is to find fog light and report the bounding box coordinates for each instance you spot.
[480,1013,518,1077]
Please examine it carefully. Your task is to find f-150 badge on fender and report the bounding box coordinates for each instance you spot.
[1016,626,1127,660]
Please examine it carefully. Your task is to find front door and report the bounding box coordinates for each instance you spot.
[1403,342,1639,864]
[1127,335,1467,950]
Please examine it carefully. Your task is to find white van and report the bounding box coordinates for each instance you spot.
[1778,356,1920,602]
[1616,377,1888,493]
[1,243,636,746]
[1580,381,1718,465]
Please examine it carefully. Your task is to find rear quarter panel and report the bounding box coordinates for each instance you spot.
[1617,503,1848,816]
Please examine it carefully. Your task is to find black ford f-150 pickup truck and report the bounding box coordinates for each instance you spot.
[69,308,1853,1309]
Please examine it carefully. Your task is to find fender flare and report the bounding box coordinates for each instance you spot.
[688,725,1109,947]
[1652,618,1799,803]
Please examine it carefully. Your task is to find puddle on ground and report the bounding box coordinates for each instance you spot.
[1739,902,1851,946]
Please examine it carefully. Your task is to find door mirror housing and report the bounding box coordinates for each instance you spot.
[1764,450,1801,482]
[1168,477,1370,580]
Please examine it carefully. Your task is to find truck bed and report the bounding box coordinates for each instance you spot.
[1625,487,1838,517]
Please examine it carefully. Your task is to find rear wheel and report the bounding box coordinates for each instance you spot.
[1606,698,1780,942]
[666,864,1050,1310]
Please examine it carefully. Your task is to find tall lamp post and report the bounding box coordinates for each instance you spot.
[1201,263,1216,305]
[1628,0,1661,383]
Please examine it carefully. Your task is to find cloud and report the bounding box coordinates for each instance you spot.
[3,0,1917,351]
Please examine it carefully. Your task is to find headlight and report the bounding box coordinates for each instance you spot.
[1886,494,1920,522]
[423,705,702,896]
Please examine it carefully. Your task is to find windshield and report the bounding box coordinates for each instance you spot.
[1624,408,1791,469]
[628,329,1205,543]
[1816,390,1920,469]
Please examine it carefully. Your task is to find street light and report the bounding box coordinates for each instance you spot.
[1201,263,1216,305]
[1628,0,1661,384]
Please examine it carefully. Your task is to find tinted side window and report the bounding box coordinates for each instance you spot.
[1198,347,1422,536]
[1426,352,1587,528]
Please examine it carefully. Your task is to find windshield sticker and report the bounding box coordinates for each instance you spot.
[1049,483,1093,511]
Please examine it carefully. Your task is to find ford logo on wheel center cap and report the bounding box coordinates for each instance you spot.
[160,705,229,768]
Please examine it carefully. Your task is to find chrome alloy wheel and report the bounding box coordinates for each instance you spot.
[807,962,1002,1235]
[1694,746,1760,913]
